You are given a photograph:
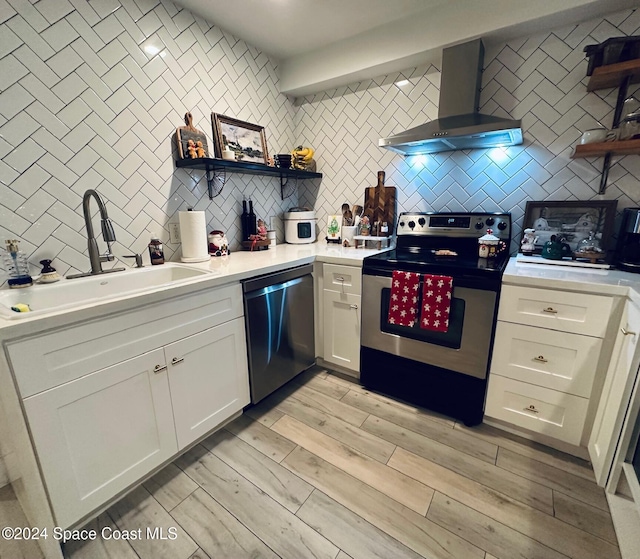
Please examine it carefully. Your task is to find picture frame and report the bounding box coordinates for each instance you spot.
[211,113,269,164]
[521,200,618,256]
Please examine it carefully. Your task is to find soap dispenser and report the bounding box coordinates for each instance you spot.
[2,240,33,288]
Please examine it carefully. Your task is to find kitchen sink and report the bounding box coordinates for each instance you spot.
[0,263,211,320]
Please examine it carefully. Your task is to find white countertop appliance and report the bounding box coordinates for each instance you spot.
[284,208,317,244]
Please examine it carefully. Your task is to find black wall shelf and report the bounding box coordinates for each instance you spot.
[175,158,322,200]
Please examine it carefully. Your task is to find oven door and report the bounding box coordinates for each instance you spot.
[361,273,497,379]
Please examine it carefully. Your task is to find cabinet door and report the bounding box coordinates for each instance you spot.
[323,290,361,372]
[166,317,250,449]
[23,349,177,529]
[589,301,640,486]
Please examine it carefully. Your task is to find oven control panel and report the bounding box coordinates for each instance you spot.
[396,212,511,239]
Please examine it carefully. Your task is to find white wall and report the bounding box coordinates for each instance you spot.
[296,8,640,253]
[0,0,299,279]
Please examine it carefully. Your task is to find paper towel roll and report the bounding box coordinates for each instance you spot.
[179,210,210,262]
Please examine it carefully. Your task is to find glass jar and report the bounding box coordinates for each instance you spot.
[576,231,603,254]
[620,110,640,140]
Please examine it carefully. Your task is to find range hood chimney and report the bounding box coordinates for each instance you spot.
[379,39,523,156]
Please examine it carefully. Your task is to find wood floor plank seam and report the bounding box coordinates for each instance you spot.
[176,444,337,559]
[426,491,574,559]
[387,447,620,559]
[341,390,498,464]
[274,397,396,464]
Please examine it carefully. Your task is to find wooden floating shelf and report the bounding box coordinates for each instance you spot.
[175,157,322,200]
[176,157,321,180]
[572,139,640,159]
[587,58,640,91]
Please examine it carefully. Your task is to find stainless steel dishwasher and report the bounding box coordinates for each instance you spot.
[243,264,315,403]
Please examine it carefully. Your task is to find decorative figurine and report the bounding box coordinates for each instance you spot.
[256,218,268,240]
[187,139,197,158]
[359,215,371,236]
[195,140,206,158]
[521,228,538,256]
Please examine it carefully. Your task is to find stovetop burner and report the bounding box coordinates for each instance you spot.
[364,211,512,280]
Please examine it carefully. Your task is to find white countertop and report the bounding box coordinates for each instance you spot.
[504,257,640,304]
[0,242,388,339]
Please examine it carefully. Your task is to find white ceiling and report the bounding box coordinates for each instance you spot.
[176,0,640,97]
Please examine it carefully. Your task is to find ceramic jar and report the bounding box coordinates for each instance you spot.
[208,230,229,256]
[478,230,506,258]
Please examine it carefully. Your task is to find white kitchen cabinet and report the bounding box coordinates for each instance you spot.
[589,299,640,486]
[321,263,362,373]
[23,350,178,529]
[11,284,249,529]
[167,317,249,448]
[323,291,361,371]
[487,285,615,446]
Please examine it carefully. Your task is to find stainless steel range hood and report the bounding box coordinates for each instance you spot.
[379,39,522,156]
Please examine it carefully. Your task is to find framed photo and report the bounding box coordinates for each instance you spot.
[211,113,268,164]
[521,200,618,255]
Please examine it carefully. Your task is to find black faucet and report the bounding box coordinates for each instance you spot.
[67,190,125,279]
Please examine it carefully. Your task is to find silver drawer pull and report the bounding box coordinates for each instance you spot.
[335,276,345,282]
[524,405,539,414]
[153,364,167,373]
[171,357,184,365]
[533,355,548,363]
[621,327,637,336]
[542,307,558,314]
[350,304,358,309]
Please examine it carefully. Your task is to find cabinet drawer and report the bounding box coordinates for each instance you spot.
[485,375,589,445]
[9,283,243,398]
[491,322,602,397]
[324,264,361,295]
[498,285,612,337]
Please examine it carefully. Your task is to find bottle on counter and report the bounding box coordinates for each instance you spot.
[3,240,33,288]
[148,234,165,265]
[248,198,257,236]
[241,197,250,240]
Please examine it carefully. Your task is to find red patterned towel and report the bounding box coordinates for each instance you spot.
[388,271,420,327]
[420,274,453,332]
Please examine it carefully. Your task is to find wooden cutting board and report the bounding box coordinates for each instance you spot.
[363,171,396,229]
[175,112,210,159]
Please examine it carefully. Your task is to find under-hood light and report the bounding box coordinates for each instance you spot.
[379,39,523,156]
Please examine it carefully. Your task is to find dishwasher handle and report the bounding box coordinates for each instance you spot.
[242,263,313,293]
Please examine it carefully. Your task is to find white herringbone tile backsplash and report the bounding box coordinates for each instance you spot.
[1,2,640,274]
[0,0,298,277]
[297,9,640,253]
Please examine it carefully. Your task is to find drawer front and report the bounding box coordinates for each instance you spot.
[491,322,602,397]
[9,283,243,398]
[324,263,361,295]
[498,285,613,337]
[485,375,589,445]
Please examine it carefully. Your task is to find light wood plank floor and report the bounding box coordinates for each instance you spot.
[3,366,620,559]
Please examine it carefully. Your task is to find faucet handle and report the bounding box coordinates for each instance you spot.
[99,252,115,262]
[124,254,143,268]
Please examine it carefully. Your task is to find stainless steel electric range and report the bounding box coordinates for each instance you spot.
[360,211,511,426]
